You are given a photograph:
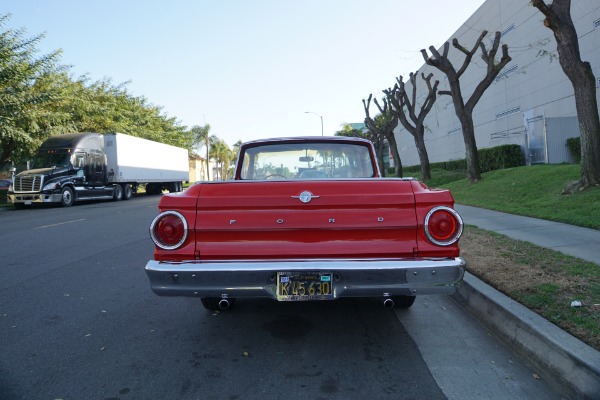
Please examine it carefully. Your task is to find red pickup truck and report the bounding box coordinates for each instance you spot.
[145,136,465,311]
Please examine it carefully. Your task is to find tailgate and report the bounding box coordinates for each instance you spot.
[195,180,417,260]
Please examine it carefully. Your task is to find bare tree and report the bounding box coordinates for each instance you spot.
[363,94,402,177]
[362,119,386,176]
[532,0,600,190]
[421,31,511,183]
[384,72,439,180]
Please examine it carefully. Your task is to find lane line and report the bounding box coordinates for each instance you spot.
[34,218,86,230]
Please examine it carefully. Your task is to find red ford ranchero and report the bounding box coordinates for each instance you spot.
[145,136,465,311]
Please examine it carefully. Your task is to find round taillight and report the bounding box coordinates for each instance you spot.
[424,206,463,246]
[150,211,188,250]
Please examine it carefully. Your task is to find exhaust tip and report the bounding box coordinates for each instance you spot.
[218,299,231,310]
[383,298,395,309]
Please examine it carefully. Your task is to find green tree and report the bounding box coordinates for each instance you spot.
[191,124,212,180]
[230,140,243,178]
[70,77,191,149]
[0,14,62,167]
[209,137,231,181]
[335,123,368,138]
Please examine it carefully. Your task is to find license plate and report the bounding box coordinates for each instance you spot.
[277,271,334,301]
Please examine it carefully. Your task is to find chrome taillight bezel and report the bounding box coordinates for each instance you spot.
[424,206,463,246]
[149,210,188,250]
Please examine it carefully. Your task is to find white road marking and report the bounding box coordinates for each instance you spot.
[34,219,86,229]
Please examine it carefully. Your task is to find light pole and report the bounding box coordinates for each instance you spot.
[304,111,324,136]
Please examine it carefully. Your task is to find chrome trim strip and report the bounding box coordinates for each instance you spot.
[146,257,465,272]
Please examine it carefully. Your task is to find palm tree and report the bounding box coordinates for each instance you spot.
[209,137,232,181]
[190,124,211,180]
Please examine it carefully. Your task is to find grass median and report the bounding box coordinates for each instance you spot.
[416,164,600,350]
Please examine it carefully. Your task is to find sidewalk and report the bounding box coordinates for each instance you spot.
[453,204,600,399]
[455,204,600,266]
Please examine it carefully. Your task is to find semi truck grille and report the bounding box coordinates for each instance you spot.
[14,175,44,192]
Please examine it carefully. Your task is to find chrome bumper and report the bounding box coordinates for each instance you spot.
[145,257,466,300]
[8,192,62,204]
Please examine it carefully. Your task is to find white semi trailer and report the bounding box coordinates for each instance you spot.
[7,132,189,207]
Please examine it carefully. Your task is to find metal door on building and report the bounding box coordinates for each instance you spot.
[525,114,547,165]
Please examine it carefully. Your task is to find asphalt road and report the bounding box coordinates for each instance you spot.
[0,197,564,400]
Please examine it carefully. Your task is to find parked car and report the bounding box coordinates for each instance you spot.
[0,179,11,190]
[145,136,465,311]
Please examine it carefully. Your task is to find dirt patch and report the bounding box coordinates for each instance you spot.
[459,226,600,351]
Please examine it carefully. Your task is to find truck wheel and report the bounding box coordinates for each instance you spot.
[392,295,416,309]
[113,184,123,201]
[61,187,75,207]
[201,297,235,311]
[122,184,133,200]
[168,182,178,193]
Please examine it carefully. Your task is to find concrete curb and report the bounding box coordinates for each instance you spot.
[453,272,600,399]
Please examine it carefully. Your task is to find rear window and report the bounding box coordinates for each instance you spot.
[239,142,375,180]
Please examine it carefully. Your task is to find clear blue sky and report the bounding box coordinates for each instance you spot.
[4,0,485,148]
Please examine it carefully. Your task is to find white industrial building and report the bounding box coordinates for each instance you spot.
[394,0,600,167]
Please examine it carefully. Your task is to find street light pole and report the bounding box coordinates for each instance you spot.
[304,111,324,136]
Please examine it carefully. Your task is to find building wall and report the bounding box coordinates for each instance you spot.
[395,0,600,167]
[189,158,205,183]
[188,157,219,182]
[546,117,580,164]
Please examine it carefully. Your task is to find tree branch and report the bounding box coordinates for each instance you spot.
[454,30,487,77]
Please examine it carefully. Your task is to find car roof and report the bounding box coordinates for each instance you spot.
[240,136,373,147]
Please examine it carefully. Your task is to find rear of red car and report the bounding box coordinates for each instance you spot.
[145,137,465,311]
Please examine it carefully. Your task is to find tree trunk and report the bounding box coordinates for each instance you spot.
[573,69,600,186]
[553,8,600,187]
[460,113,481,183]
[414,129,431,180]
[386,131,403,177]
[375,139,386,176]
[532,0,600,188]
[206,148,211,181]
